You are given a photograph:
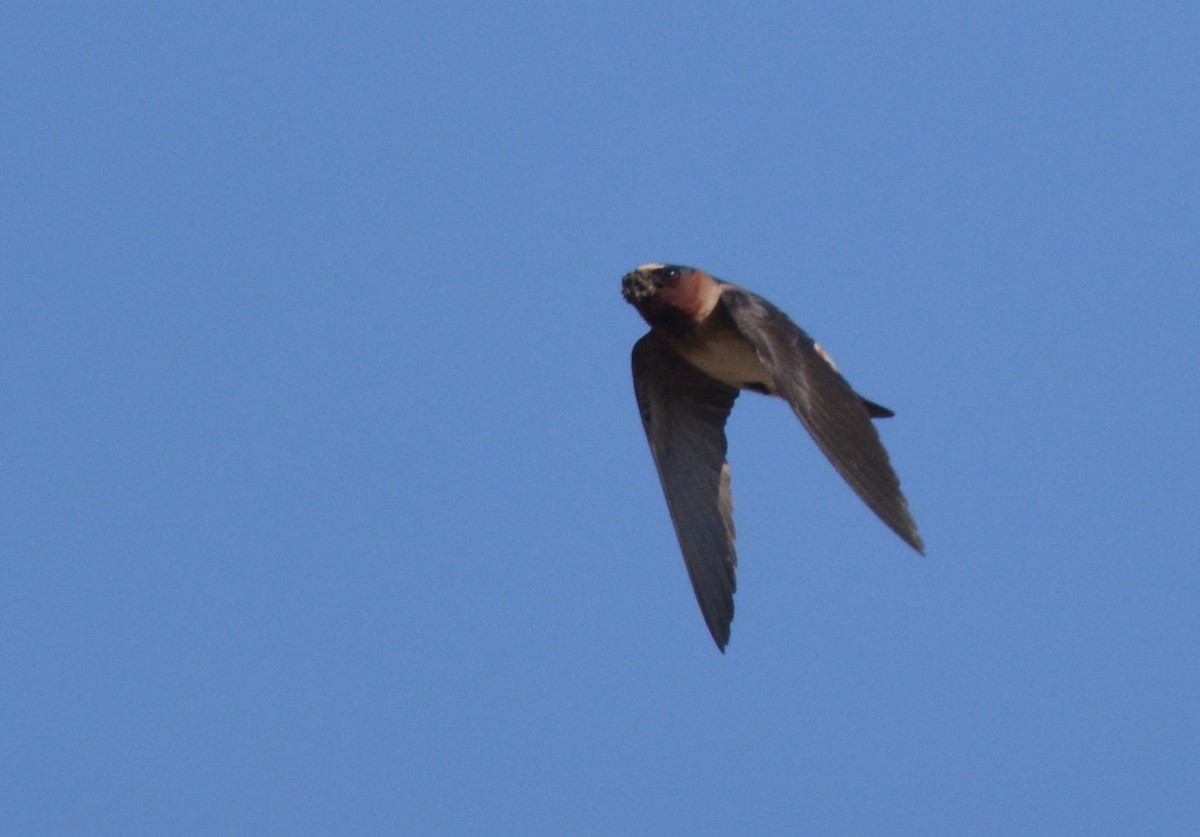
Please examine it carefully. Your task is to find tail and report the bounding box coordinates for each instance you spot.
[861,397,894,419]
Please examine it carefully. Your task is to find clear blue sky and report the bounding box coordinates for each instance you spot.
[4,3,1197,833]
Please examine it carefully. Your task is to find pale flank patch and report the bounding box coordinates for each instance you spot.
[813,341,840,371]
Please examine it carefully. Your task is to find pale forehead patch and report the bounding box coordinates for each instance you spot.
[637,262,667,271]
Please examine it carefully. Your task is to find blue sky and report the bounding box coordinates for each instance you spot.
[3,3,1197,833]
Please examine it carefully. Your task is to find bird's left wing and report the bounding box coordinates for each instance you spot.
[719,287,924,554]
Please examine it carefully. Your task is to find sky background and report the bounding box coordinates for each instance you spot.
[3,2,1197,833]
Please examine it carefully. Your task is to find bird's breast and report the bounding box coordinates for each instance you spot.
[672,331,774,393]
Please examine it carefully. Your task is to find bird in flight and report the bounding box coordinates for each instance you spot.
[622,263,923,651]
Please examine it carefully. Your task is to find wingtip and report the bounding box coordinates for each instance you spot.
[709,623,731,653]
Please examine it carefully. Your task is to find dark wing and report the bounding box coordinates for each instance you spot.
[720,287,924,554]
[632,331,740,650]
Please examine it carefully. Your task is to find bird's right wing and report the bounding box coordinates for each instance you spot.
[632,332,740,650]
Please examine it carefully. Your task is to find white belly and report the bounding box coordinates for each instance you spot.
[676,332,773,391]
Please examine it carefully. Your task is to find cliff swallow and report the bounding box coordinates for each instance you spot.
[623,263,923,651]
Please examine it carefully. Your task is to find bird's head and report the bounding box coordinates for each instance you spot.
[621,263,693,303]
[622,264,720,334]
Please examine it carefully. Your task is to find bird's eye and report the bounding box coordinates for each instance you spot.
[662,267,680,281]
